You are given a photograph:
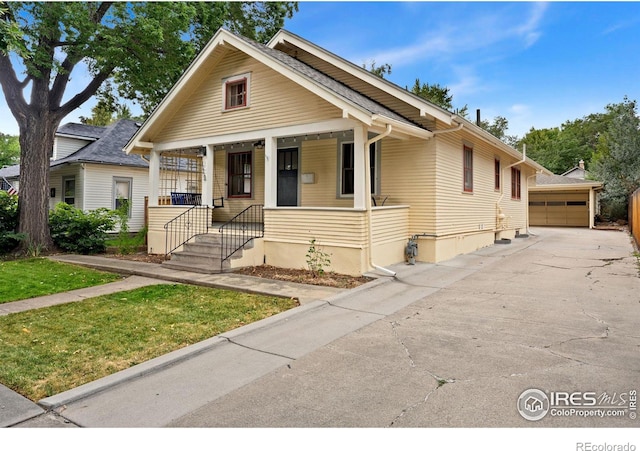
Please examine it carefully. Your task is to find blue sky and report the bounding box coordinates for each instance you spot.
[1,1,639,138]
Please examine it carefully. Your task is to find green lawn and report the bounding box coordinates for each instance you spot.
[0,284,298,401]
[0,258,122,303]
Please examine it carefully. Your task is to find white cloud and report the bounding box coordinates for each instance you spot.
[361,3,549,69]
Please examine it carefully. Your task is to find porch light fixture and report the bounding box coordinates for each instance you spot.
[196,146,206,157]
[253,140,264,150]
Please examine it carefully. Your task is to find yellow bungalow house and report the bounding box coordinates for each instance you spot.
[124,29,549,276]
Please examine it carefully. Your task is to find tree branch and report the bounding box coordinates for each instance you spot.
[0,52,29,124]
[56,68,114,120]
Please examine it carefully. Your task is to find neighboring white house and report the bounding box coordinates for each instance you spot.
[0,119,149,232]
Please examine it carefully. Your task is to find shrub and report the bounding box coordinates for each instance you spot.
[0,191,22,254]
[49,203,117,254]
[305,238,331,277]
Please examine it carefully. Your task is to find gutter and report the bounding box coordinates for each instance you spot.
[431,117,464,135]
[365,124,396,277]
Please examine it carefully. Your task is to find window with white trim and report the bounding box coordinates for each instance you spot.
[222,73,251,111]
[511,167,521,200]
[63,177,75,205]
[340,142,378,196]
[113,177,133,217]
[463,145,473,193]
[228,151,252,198]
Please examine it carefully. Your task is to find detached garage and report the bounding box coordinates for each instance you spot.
[529,174,602,228]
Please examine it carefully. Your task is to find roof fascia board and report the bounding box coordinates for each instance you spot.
[454,116,551,174]
[55,133,98,141]
[530,183,602,191]
[269,30,454,125]
[125,29,375,154]
[371,114,433,140]
[150,118,360,152]
[125,29,231,154]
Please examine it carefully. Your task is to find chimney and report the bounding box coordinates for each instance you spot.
[579,160,585,170]
[476,109,481,126]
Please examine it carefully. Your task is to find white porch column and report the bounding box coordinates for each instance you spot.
[264,136,278,208]
[149,150,160,207]
[353,125,368,210]
[202,145,214,206]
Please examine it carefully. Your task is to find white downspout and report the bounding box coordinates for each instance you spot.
[365,124,395,277]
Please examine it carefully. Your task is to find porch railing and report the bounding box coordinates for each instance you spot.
[219,204,264,270]
[164,205,210,256]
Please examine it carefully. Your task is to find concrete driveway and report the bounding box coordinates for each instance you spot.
[169,227,640,427]
[16,227,639,429]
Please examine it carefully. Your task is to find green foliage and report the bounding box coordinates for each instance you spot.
[591,97,640,218]
[49,203,117,254]
[111,198,147,254]
[410,79,455,110]
[0,190,22,254]
[364,60,392,79]
[306,238,331,277]
[79,82,137,126]
[0,132,20,167]
[519,107,616,174]
[478,116,518,147]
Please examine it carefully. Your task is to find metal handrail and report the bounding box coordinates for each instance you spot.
[164,205,210,257]
[218,204,264,270]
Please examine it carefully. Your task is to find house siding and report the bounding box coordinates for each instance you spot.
[152,48,343,143]
[82,164,149,232]
[379,137,437,233]
[50,165,84,211]
[432,130,528,236]
[300,138,351,208]
[53,136,92,160]
[211,147,266,222]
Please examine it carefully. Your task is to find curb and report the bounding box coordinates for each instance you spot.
[38,300,329,410]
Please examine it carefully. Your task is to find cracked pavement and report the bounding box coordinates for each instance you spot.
[167,228,640,427]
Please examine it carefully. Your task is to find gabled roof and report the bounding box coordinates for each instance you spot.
[126,28,435,153]
[534,173,602,189]
[53,119,144,168]
[268,29,456,126]
[0,164,20,179]
[56,123,107,140]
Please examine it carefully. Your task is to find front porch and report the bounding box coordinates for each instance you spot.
[143,119,417,275]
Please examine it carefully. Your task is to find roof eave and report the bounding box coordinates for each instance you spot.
[268,29,454,125]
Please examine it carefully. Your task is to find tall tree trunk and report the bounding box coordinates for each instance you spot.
[17,114,59,252]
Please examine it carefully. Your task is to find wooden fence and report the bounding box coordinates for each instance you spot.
[630,188,640,247]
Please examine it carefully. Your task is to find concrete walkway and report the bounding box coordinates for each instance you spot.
[4,228,639,428]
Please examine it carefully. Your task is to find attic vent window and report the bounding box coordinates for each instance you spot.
[223,73,251,111]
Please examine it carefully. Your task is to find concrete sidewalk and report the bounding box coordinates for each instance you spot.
[6,228,639,427]
[1,253,344,427]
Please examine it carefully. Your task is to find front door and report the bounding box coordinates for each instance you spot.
[277,148,298,206]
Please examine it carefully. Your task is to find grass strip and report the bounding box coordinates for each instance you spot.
[0,258,121,304]
[0,284,298,401]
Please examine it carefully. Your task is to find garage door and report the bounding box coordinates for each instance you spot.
[529,191,589,227]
